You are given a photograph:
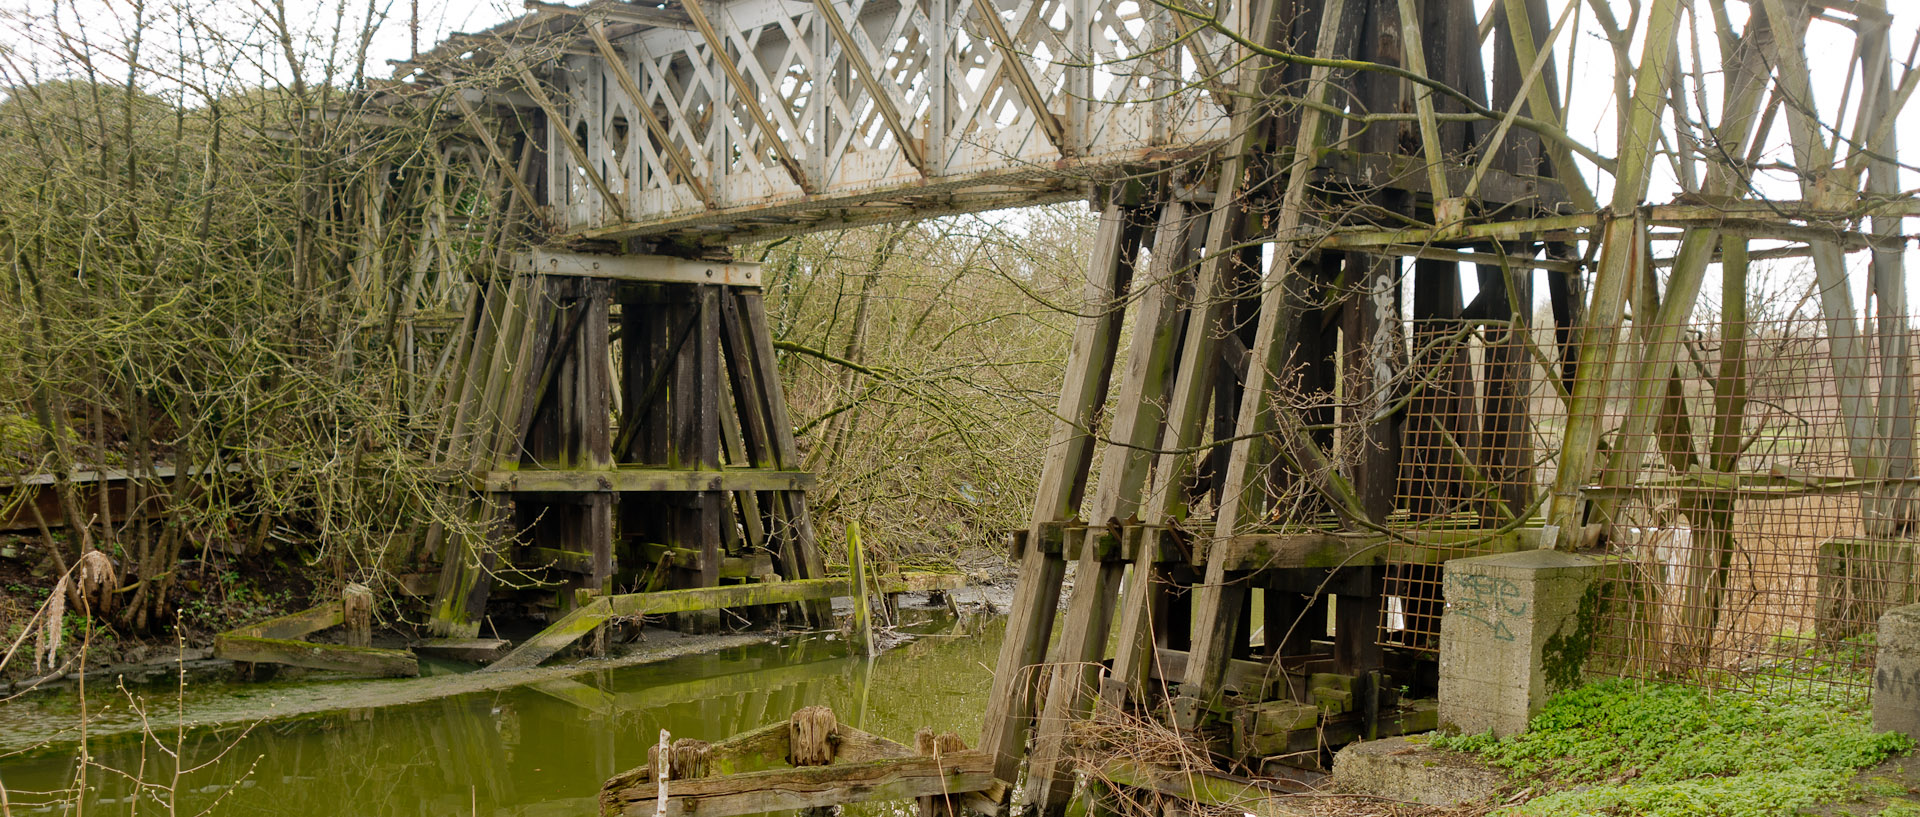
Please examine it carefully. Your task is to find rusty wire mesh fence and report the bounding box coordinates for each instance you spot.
[1372,314,1919,691]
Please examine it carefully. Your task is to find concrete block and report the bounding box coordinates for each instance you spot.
[1876,604,1920,735]
[1822,539,1917,641]
[1438,549,1605,738]
[1331,736,1507,807]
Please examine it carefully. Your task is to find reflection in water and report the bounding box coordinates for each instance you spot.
[0,614,1004,816]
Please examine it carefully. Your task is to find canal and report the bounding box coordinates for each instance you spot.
[0,612,1005,816]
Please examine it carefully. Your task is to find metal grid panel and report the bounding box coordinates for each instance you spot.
[1378,314,1917,692]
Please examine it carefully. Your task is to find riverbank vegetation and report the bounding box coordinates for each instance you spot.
[1432,675,1916,816]
[0,0,1089,673]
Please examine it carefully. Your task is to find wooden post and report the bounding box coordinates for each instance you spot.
[1179,0,1352,729]
[979,203,1138,785]
[1024,199,1183,814]
[740,291,834,626]
[1546,0,1687,546]
[848,521,875,657]
[343,583,374,648]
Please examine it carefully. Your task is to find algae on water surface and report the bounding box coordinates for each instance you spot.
[0,613,1004,816]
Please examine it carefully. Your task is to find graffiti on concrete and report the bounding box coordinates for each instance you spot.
[1447,573,1529,642]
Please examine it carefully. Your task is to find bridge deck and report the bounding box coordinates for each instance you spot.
[391,0,1239,243]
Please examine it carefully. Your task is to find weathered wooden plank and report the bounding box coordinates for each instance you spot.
[411,638,512,663]
[638,543,774,578]
[693,285,724,595]
[1098,759,1308,817]
[739,290,833,625]
[490,573,966,669]
[487,597,613,671]
[1026,200,1175,813]
[433,271,546,638]
[1113,190,1239,701]
[1049,524,1530,569]
[599,752,996,817]
[581,278,616,593]
[229,602,346,640]
[979,202,1138,785]
[1150,648,1279,701]
[1183,0,1357,727]
[475,468,815,492]
[525,546,599,574]
[604,575,964,617]
[849,521,876,656]
[214,635,419,677]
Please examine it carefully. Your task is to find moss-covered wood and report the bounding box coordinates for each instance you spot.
[489,572,966,669]
[600,751,995,817]
[475,467,814,493]
[410,638,510,663]
[228,601,345,640]
[213,634,419,677]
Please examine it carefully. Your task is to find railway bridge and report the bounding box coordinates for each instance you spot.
[385,0,1917,812]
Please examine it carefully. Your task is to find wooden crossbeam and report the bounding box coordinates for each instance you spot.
[1027,522,1535,569]
[516,249,762,285]
[215,635,420,677]
[1393,0,1453,200]
[213,597,420,677]
[473,467,814,492]
[488,572,966,669]
[601,711,999,817]
[602,753,995,817]
[1097,760,1308,817]
[1181,0,1355,729]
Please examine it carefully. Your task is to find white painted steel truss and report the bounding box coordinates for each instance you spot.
[396,0,1235,242]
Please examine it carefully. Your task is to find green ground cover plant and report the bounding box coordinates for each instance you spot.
[1431,677,1914,816]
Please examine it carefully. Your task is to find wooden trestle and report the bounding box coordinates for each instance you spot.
[975,0,1586,812]
[425,252,833,639]
[387,0,1919,810]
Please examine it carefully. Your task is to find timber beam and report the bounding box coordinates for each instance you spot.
[1097,759,1310,817]
[214,635,420,677]
[1012,523,1535,569]
[601,708,1001,817]
[488,572,967,669]
[473,467,813,492]
[516,250,763,286]
[213,588,419,677]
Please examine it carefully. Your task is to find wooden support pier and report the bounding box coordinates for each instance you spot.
[423,252,837,640]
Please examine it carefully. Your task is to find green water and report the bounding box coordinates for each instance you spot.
[0,614,1006,816]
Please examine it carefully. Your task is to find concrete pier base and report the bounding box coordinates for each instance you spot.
[1875,604,1920,735]
[1438,549,1606,738]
